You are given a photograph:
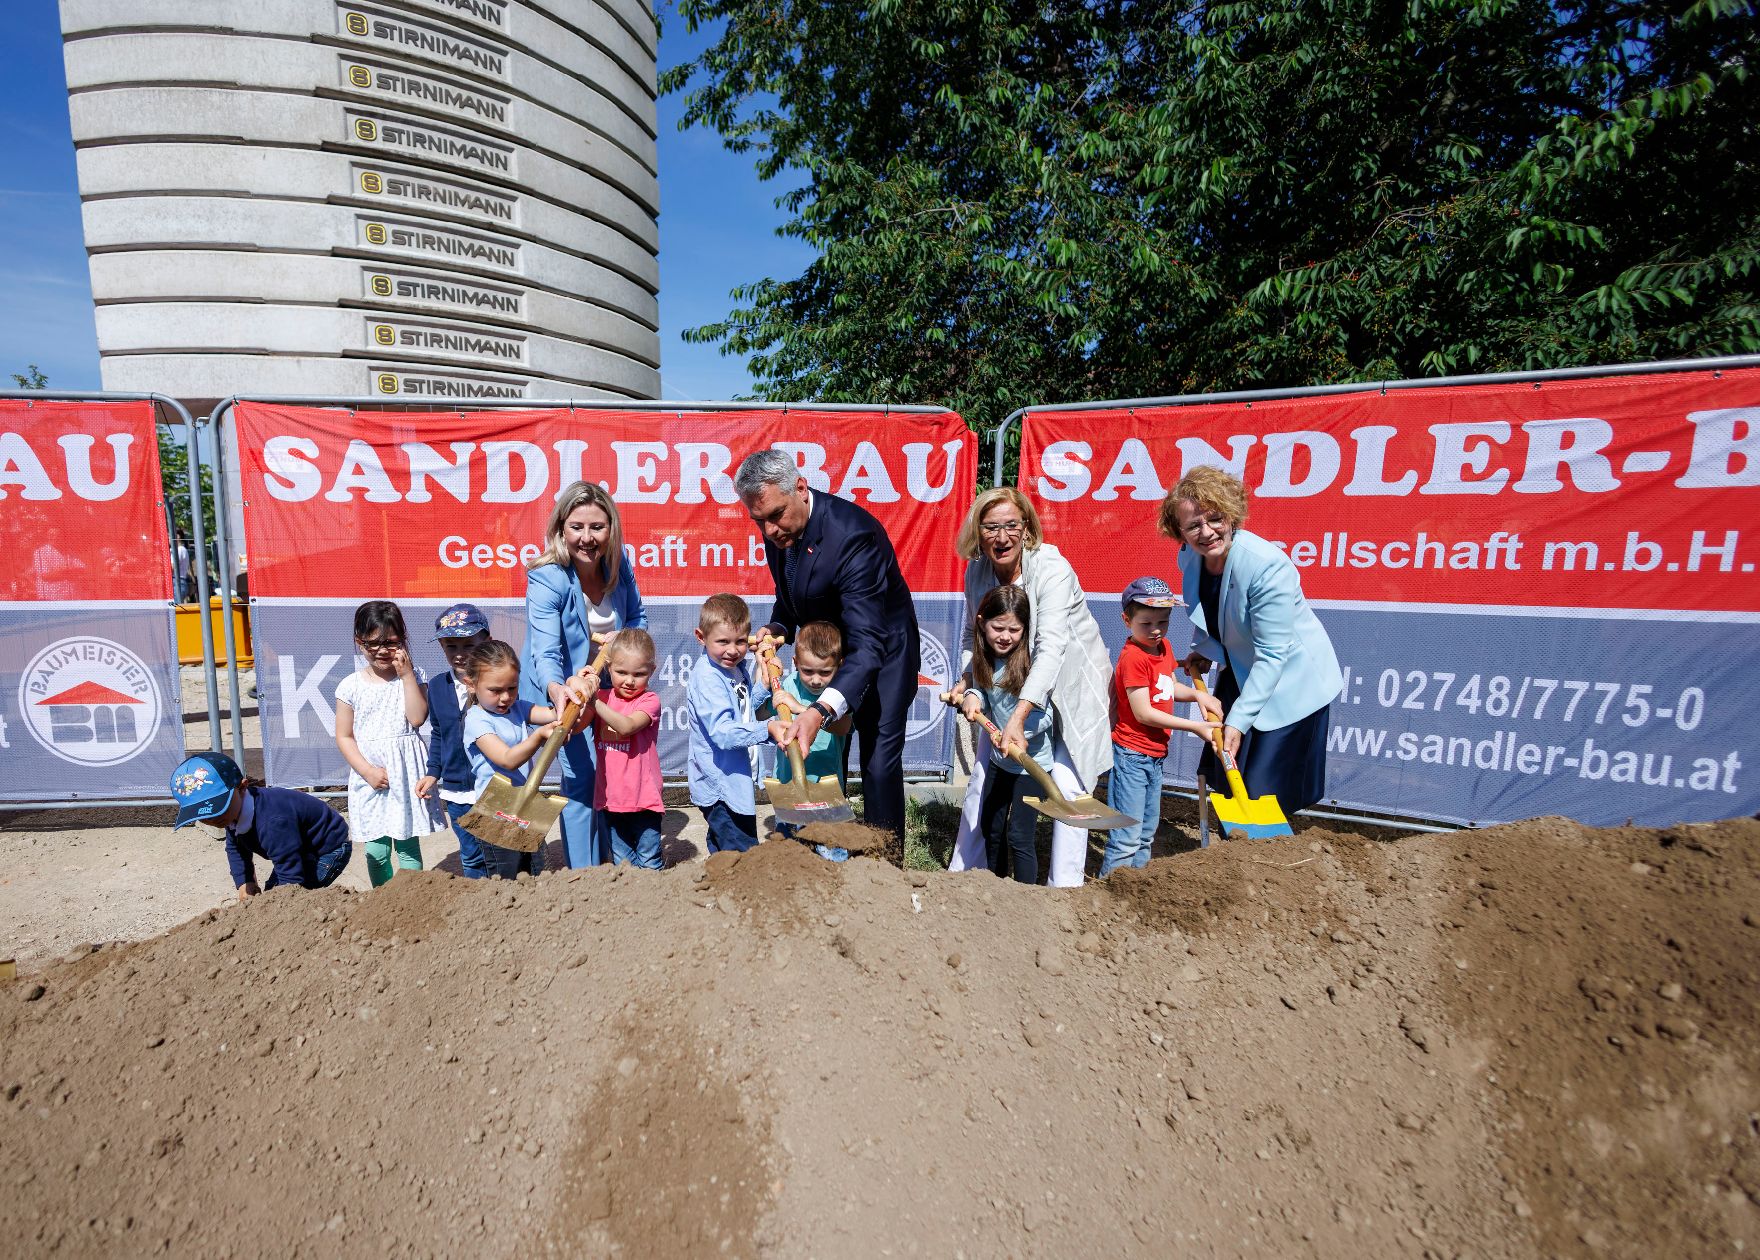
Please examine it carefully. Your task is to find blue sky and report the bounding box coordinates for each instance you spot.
[0,4,807,399]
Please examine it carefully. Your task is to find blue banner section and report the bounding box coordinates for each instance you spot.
[1083,598,1758,827]
[0,605,184,801]
[253,595,964,790]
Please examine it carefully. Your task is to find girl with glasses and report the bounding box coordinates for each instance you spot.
[335,600,440,885]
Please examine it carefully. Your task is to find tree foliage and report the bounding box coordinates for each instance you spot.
[663,0,1759,431]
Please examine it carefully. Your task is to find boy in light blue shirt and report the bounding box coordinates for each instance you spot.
[686,593,783,853]
[763,620,855,860]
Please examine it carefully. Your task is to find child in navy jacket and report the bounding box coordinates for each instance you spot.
[172,751,351,901]
[415,602,492,879]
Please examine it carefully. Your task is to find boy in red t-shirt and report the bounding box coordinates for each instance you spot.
[1104,577,1223,876]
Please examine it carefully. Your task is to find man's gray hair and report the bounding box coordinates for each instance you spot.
[734,448,801,501]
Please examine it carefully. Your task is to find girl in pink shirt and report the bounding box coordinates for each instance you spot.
[593,628,664,869]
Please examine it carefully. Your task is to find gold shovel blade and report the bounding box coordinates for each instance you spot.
[459,773,565,853]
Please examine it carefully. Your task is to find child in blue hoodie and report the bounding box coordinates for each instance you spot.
[171,751,352,900]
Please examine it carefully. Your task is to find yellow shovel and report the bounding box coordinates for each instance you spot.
[1191,676,1292,840]
[458,635,611,853]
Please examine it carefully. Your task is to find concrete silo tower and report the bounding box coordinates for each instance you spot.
[60,0,660,401]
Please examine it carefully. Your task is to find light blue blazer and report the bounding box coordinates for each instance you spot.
[520,558,647,709]
[1179,528,1342,734]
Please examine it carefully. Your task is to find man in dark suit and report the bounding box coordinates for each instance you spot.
[735,448,920,840]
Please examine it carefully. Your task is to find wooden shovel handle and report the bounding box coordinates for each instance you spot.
[939,692,1066,804]
[753,638,812,782]
[527,635,614,790]
[1189,675,1235,769]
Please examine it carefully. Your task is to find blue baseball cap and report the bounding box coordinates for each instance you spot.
[1122,576,1181,610]
[432,602,491,641]
[170,751,243,829]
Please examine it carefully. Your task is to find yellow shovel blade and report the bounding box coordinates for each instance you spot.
[1207,769,1293,839]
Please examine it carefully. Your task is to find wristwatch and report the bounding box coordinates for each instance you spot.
[808,700,835,723]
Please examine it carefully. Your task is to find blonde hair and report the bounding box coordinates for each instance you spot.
[606,626,655,666]
[795,621,843,664]
[955,487,1044,560]
[699,593,751,636]
[1159,466,1249,539]
[529,481,624,591]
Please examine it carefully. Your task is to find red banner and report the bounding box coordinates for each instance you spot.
[0,400,171,602]
[1020,368,1760,612]
[233,404,976,599]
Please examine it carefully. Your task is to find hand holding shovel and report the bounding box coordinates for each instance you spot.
[755,639,855,826]
[458,634,613,853]
[1190,676,1293,840]
[940,693,1136,831]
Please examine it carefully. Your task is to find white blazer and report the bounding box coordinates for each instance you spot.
[963,541,1114,787]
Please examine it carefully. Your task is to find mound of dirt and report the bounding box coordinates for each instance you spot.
[3,817,1757,1257]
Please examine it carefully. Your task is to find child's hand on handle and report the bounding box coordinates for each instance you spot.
[415,775,437,800]
[1194,690,1225,723]
[767,718,791,747]
[534,720,562,742]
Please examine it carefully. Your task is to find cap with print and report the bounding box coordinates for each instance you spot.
[432,603,491,641]
[1121,576,1181,610]
[170,751,243,829]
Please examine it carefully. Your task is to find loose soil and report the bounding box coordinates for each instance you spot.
[3,816,1757,1257]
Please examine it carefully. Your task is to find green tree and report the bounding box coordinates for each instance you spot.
[10,365,48,389]
[664,0,1759,448]
[158,429,217,554]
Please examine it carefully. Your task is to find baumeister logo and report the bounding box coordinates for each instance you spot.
[907,629,951,744]
[20,636,162,767]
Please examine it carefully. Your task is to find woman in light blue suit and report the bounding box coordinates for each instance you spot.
[1161,466,1342,818]
[521,480,646,867]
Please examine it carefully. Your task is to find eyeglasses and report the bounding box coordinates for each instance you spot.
[1177,513,1230,540]
[357,637,404,653]
[980,521,1024,537]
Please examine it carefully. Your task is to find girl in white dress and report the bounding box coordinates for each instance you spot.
[335,601,439,885]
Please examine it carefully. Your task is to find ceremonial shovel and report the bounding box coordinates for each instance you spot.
[1191,676,1293,839]
[942,694,1137,831]
[459,635,611,853]
[757,643,855,826]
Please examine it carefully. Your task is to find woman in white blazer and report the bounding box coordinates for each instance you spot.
[948,487,1114,886]
[1162,466,1342,818]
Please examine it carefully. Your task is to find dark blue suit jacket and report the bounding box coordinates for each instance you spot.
[223,787,350,889]
[765,489,919,719]
[424,670,474,792]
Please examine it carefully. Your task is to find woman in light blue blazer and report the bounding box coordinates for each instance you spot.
[1161,466,1342,818]
[521,480,646,867]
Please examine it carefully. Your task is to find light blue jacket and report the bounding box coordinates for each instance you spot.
[520,557,646,710]
[1179,528,1342,734]
[686,654,773,813]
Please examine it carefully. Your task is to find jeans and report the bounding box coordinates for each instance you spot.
[363,836,423,886]
[480,836,544,880]
[607,809,663,869]
[703,801,757,853]
[1102,743,1164,876]
[314,842,352,888]
[980,766,1038,884]
[444,800,486,879]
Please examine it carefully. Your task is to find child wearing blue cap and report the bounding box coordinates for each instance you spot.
[415,602,493,879]
[1103,576,1223,877]
[171,751,352,900]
